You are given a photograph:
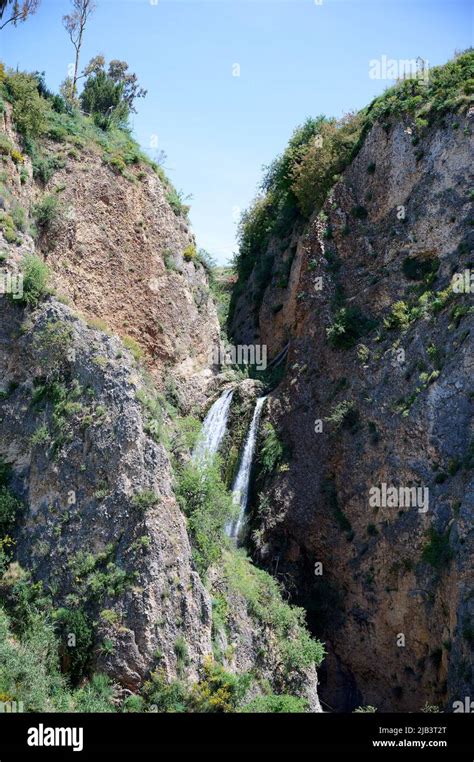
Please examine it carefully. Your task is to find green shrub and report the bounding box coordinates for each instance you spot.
[0,607,69,712]
[259,422,284,474]
[174,637,189,671]
[166,188,190,218]
[240,694,308,713]
[31,152,66,184]
[11,205,26,232]
[122,694,145,712]
[142,670,190,712]
[327,306,375,348]
[19,255,52,307]
[188,656,251,712]
[422,527,453,569]
[163,250,177,271]
[122,335,143,362]
[30,424,50,446]
[0,486,22,534]
[71,673,115,712]
[81,71,128,130]
[70,546,134,602]
[402,255,439,281]
[4,71,50,141]
[224,549,325,671]
[131,490,159,511]
[325,400,359,431]
[136,389,166,444]
[0,212,19,244]
[383,300,412,330]
[32,194,62,233]
[53,608,93,685]
[176,458,235,574]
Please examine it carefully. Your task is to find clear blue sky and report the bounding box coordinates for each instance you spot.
[1,0,472,263]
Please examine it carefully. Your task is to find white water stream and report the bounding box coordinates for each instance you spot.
[192,387,234,462]
[226,395,267,541]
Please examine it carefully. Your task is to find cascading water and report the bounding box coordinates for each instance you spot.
[226,395,267,542]
[192,387,234,462]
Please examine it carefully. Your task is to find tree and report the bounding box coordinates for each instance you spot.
[62,0,96,100]
[80,57,146,129]
[0,0,40,30]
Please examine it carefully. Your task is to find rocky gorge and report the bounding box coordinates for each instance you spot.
[0,50,472,714]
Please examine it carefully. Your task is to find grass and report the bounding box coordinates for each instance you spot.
[122,335,144,362]
[0,605,115,712]
[239,694,308,713]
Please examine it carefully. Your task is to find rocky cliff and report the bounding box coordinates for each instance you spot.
[230,54,474,711]
[0,73,322,713]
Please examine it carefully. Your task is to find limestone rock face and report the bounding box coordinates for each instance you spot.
[0,299,214,688]
[1,103,220,409]
[0,106,321,709]
[231,112,474,711]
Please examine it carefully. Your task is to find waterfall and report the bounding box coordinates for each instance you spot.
[192,387,233,462]
[226,395,267,541]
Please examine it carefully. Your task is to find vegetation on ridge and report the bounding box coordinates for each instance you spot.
[229,50,474,329]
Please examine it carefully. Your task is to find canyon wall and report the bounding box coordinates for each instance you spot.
[231,108,474,711]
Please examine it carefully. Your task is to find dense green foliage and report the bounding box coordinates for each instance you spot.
[176,457,236,574]
[142,657,251,713]
[223,549,325,671]
[0,605,115,712]
[240,694,308,713]
[259,422,285,474]
[18,254,52,306]
[0,486,21,535]
[0,65,184,208]
[79,58,146,130]
[326,306,376,349]
[422,527,453,570]
[53,608,94,685]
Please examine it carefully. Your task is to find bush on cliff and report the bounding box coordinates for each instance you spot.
[176,457,236,574]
